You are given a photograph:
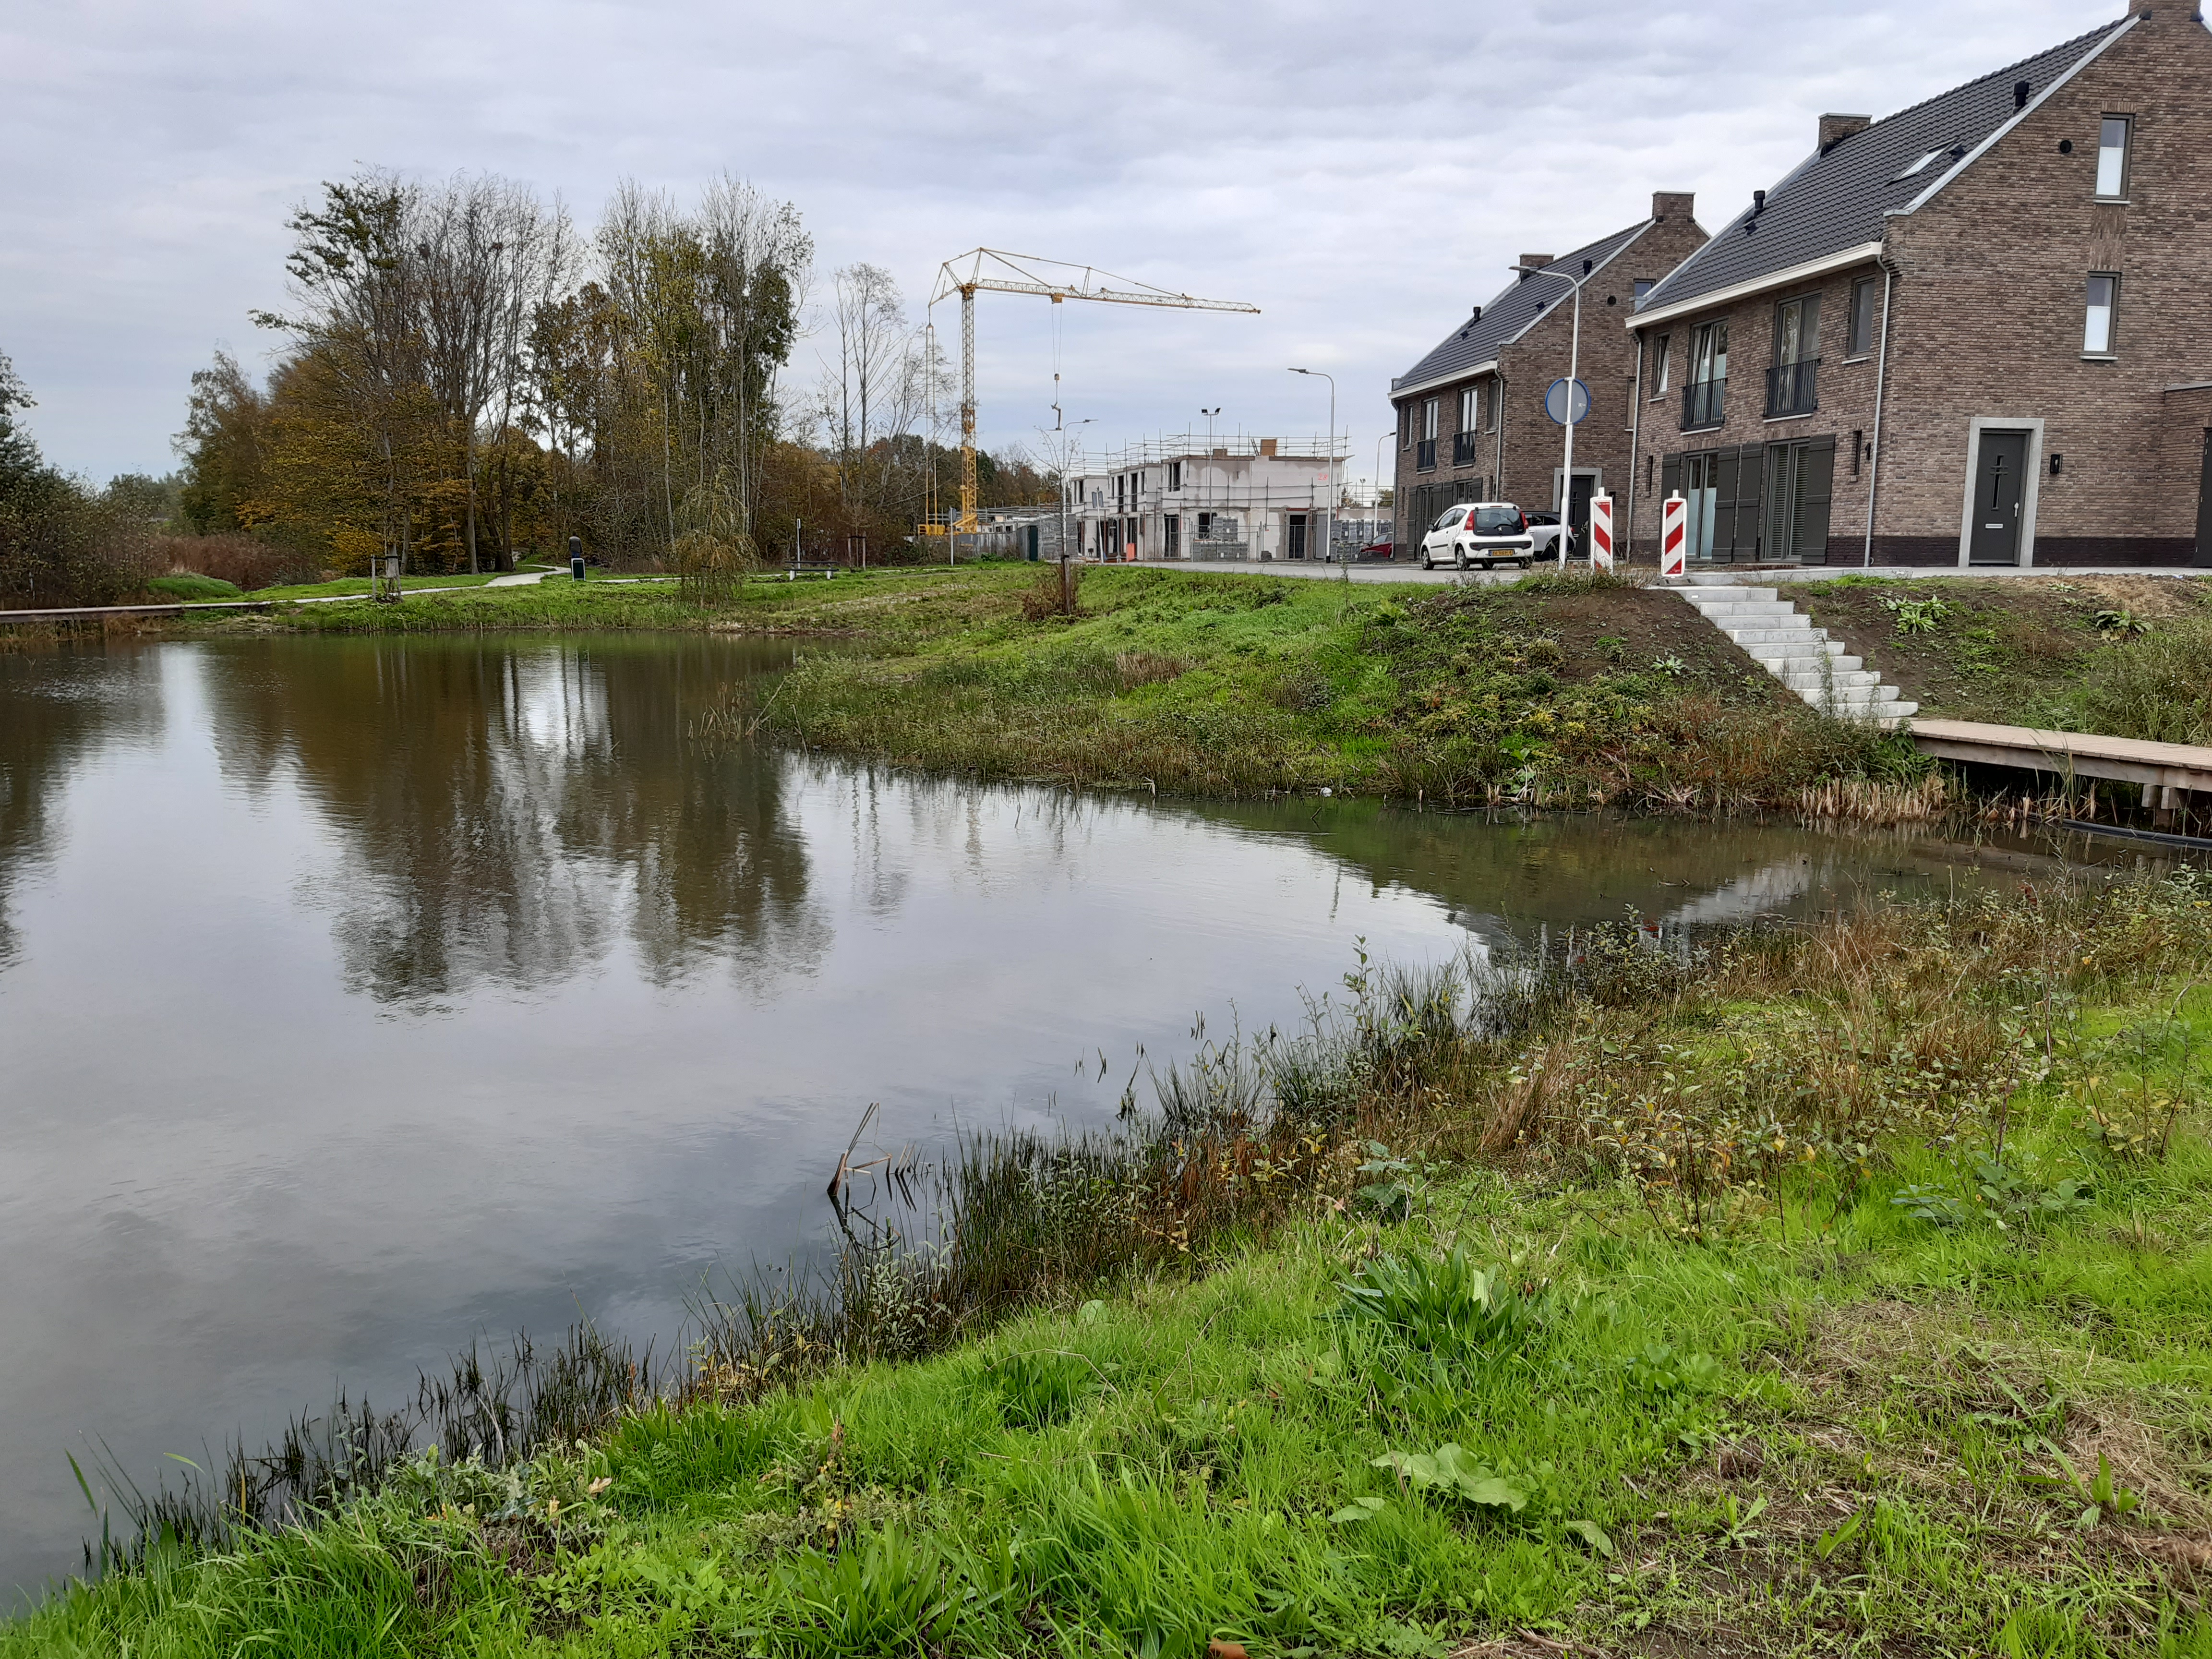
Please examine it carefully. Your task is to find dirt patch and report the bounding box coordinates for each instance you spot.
[1535,586,1796,708]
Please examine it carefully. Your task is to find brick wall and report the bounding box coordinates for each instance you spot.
[1628,7,2212,569]
[1394,204,1707,550]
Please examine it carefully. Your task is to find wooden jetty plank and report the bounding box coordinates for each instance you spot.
[1911,718,2212,792]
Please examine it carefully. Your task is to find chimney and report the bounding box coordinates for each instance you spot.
[1516,253,1553,279]
[1651,190,1695,221]
[1819,113,1871,151]
[1259,438,1277,458]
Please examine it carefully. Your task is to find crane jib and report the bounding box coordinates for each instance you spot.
[930,248,1259,535]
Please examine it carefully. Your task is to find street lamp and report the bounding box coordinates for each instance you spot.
[1288,368,1339,577]
[1200,406,1222,512]
[1510,262,1595,568]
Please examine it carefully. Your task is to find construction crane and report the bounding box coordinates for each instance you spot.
[929,249,1260,535]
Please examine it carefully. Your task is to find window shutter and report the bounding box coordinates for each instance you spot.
[1795,436,1836,565]
[1734,445,1768,561]
[1712,448,1741,559]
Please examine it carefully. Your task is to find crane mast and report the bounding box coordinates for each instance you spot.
[931,250,1259,536]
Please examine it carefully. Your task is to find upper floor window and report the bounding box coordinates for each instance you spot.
[1895,150,1942,180]
[1651,333,1671,396]
[2095,116,2132,199]
[1167,460,1182,492]
[1846,276,1880,358]
[1774,293,1820,364]
[2084,273,2119,356]
[1633,278,1655,299]
[1458,386,1478,432]
[1690,320,1728,385]
[1421,398,1439,441]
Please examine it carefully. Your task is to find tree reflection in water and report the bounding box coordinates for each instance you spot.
[0,645,166,971]
[198,636,826,1005]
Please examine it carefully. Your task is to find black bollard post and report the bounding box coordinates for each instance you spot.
[569,534,585,582]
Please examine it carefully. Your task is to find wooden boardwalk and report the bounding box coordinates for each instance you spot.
[1911,719,2212,794]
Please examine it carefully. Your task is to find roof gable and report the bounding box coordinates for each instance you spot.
[1635,19,2130,317]
[1392,221,1655,396]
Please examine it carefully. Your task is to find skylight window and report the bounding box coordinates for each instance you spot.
[1895,150,1942,180]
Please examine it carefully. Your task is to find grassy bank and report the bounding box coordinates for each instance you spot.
[149,562,1935,812]
[11,869,2212,1657]
[1801,574,2212,743]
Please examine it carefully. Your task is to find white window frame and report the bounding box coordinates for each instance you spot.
[2083,272,2119,358]
[2094,115,2132,201]
[1651,334,1671,397]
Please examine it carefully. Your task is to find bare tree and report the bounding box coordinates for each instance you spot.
[253,171,428,575]
[417,176,574,572]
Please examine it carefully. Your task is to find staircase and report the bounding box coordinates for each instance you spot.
[1674,584,1918,725]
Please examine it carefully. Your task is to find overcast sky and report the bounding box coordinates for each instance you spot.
[2,0,2123,490]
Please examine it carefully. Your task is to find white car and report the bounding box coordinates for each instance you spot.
[1418,503,1538,571]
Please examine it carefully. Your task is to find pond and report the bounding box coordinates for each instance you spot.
[0,634,2051,1598]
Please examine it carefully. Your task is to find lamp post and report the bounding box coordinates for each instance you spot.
[1373,432,1387,546]
[1288,368,1338,577]
[1511,262,1593,568]
[1200,406,1221,513]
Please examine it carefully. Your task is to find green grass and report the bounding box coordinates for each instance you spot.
[1800,574,2212,737]
[13,874,2212,1656]
[144,574,242,602]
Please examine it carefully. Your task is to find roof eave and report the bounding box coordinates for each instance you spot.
[1627,241,1885,331]
[1391,359,1501,402]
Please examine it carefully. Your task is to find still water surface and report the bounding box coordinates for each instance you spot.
[0,635,2033,1597]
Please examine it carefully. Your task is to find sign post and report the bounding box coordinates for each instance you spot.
[1588,491,1614,573]
[1660,492,1687,581]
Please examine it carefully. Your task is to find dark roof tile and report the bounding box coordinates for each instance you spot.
[1393,221,1655,394]
[1636,20,2128,315]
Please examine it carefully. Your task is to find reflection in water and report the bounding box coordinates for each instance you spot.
[0,649,165,970]
[0,636,2049,1599]
[198,637,823,1003]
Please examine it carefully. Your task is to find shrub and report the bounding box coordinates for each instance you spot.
[2077,616,2212,744]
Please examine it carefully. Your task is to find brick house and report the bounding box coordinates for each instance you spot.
[1626,0,2212,569]
[1389,193,1707,553]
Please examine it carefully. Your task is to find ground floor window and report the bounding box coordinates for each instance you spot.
[1165,515,1180,558]
[1660,436,1835,564]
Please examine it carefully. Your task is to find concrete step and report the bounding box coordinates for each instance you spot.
[1745,639,1845,660]
[1726,626,1825,646]
[1777,668,1880,690]
[1679,586,1778,603]
[1714,612,1814,631]
[1693,601,1799,620]
[1797,683,1902,706]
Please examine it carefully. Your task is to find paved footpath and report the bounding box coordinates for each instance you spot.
[1098,557,2206,587]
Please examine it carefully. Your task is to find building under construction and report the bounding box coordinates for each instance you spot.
[1070,434,1353,562]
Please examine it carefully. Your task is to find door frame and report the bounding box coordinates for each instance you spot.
[1956,418,2044,568]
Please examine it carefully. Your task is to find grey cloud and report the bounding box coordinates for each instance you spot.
[0,0,2114,485]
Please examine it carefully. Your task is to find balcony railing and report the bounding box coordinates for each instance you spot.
[1765,357,1820,418]
[1452,432,1480,467]
[1415,439,1437,472]
[1682,378,1726,431]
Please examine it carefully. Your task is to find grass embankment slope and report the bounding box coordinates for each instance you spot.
[175,563,1928,810]
[1803,575,2212,745]
[11,872,2212,1658]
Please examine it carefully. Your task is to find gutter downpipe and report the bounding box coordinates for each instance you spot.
[1625,328,1646,558]
[1862,253,1897,568]
[1493,374,1506,499]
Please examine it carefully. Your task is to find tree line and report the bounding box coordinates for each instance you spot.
[171,168,1052,582]
[0,167,1057,607]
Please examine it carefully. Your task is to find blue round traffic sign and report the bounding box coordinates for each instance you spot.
[1543,378,1591,426]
